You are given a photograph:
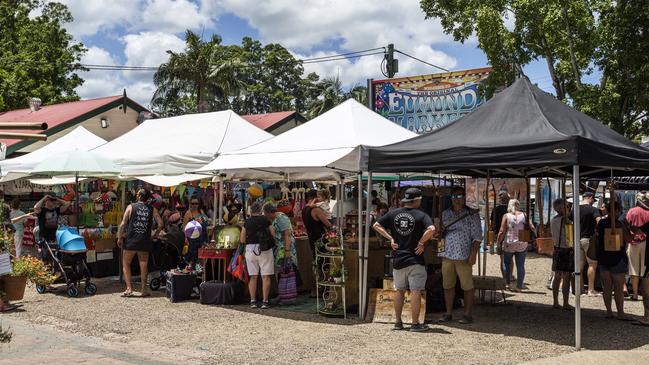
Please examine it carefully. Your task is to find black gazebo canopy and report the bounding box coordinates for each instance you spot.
[366,77,649,177]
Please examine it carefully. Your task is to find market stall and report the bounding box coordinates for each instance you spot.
[365,76,649,349]
[196,99,418,316]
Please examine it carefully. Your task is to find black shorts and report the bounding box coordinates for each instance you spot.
[599,259,628,275]
[552,248,574,273]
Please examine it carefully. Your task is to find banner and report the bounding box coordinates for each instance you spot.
[372,67,492,134]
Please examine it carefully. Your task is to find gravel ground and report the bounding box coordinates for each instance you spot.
[2,253,649,364]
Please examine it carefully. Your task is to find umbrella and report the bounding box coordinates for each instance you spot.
[30,150,122,229]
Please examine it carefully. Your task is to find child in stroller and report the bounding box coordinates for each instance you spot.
[148,213,186,290]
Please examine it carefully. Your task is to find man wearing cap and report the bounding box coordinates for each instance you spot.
[438,186,482,324]
[373,188,435,332]
[569,191,601,296]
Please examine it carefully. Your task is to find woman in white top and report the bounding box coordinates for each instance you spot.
[497,199,536,291]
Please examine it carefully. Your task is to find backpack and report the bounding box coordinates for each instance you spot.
[255,226,275,252]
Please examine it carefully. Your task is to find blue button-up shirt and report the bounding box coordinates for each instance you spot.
[439,207,483,261]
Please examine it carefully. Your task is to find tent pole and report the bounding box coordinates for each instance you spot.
[212,178,218,226]
[218,175,224,224]
[572,165,582,350]
[475,178,481,275]
[75,172,79,232]
[483,172,490,277]
[119,181,126,284]
[362,171,373,320]
[357,173,364,320]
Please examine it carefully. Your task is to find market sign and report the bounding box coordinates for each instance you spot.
[1,179,55,194]
[372,67,493,134]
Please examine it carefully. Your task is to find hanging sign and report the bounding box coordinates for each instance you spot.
[1,179,55,194]
[372,67,492,134]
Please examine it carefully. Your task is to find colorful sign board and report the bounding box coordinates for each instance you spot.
[372,67,492,134]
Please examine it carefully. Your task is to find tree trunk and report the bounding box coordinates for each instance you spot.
[561,2,583,89]
[543,49,565,100]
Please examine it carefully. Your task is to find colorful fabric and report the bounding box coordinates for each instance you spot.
[273,212,297,266]
[278,259,298,304]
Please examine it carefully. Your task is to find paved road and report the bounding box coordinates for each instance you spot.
[0,316,213,364]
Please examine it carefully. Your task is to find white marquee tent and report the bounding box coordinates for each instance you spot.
[196,99,418,180]
[0,126,107,183]
[92,110,273,185]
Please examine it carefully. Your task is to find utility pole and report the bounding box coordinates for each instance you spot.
[386,44,398,78]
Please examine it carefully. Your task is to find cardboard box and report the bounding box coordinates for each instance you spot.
[94,238,115,252]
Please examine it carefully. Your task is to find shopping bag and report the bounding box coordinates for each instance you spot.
[227,245,248,282]
[278,259,298,305]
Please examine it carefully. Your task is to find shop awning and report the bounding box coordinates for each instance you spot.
[92,110,273,178]
[195,99,417,180]
[0,126,107,182]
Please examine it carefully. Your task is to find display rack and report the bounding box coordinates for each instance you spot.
[315,237,347,319]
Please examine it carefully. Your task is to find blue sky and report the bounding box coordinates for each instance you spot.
[55,0,557,107]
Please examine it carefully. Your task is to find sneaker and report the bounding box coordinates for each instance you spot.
[261,301,271,309]
[250,301,258,308]
[587,291,601,297]
[392,322,405,331]
[438,314,453,323]
[410,323,430,332]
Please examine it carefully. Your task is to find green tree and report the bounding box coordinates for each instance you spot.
[420,0,649,139]
[152,31,246,116]
[308,75,345,118]
[0,0,86,111]
[346,85,368,106]
[230,37,319,116]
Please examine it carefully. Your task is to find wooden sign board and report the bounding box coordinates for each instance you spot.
[366,288,426,324]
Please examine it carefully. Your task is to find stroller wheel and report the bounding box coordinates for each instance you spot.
[67,286,79,298]
[36,285,47,294]
[84,283,97,296]
[150,277,161,291]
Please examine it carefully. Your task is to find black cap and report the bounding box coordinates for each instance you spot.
[583,191,595,198]
[401,188,422,203]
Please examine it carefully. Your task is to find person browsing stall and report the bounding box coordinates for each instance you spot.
[373,188,435,332]
[34,194,70,243]
[624,192,649,327]
[240,200,276,309]
[438,186,482,324]
[263,203,296,267]
[497,198,536,292]
[550,199,574,310]
[117,189,163,298]
[569,191,601,296]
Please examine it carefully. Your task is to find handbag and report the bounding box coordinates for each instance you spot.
[278,259,298,305]
[227,245,249,282]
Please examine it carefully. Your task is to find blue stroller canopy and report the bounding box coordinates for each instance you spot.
[56,227,87,253]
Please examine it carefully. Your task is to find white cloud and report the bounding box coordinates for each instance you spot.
[217,0,453,51]
[57,0,138,37]
[121,31,185,90]
[140,0,215,34]
[77,47,124,99]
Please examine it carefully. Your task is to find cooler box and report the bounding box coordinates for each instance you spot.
[165,272,197,303]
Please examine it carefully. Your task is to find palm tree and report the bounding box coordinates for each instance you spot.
[308,75,345,118]
[346,84,368,105]
[152,30,245,116]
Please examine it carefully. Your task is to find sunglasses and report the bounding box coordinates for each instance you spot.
[450,194,465,199]
[190,202,199,205]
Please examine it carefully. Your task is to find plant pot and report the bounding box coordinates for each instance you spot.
[2,275,27,301]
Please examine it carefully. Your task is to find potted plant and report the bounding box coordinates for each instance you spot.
[330,266,343,284]
[5,256,57,300]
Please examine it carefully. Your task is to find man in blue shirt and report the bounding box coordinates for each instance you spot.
[438,186,482,324]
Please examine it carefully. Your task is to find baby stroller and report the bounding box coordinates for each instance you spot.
[36,227,97,297]
[148,224,185,291]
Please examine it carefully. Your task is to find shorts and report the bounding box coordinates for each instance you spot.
[442,259,474,291]
[245,244,275,276]
[393,264,426,291]
[552,248,574,273]
[579,238,597,266]
[627,241,646,277]
[599,259,628,275]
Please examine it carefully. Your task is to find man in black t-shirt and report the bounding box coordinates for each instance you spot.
[569,191,601,296]
[373,188,435,332]
[34,194,70,243]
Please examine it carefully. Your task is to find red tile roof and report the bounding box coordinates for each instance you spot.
[0,96,129,149]
[241,111,298,131]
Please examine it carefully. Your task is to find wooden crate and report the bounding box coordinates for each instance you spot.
[366,288,426,324]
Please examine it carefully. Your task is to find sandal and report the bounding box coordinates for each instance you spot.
[0,304,18,312]
[438,314,453,323]
[121,290,134,297]
[458,315,473,324]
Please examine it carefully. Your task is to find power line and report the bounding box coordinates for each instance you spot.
[394,49,449,72]
[298,47,385,62]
